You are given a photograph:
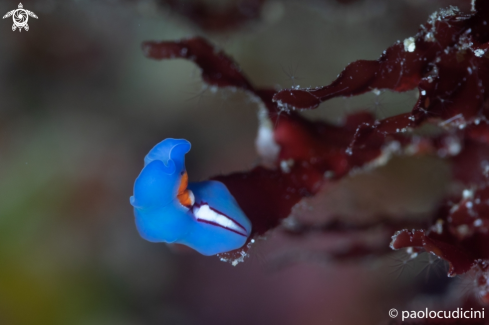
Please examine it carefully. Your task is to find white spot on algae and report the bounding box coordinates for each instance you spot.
[463,189,474,200]
[434,219,443,235]
[255,106,280,165]
[456,224,470,237]
[404,37,416,52]
[372,88,381,96]
[220,239,256,266]
[280,159,294,173]
[474,49,486,57]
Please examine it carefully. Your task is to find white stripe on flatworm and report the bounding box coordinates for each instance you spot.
[193,204,246,235]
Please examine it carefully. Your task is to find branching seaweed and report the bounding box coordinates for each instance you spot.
[139,0,489,314]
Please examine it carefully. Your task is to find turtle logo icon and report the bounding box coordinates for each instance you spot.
[3,3,38,32]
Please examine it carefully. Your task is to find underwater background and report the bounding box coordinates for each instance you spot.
[0,0,478,324]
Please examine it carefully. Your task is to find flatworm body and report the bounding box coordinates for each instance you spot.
[130,138,251,256]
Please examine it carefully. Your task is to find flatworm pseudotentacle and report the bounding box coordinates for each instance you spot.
[130,138,251,256]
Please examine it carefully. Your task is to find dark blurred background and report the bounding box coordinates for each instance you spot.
[0,0,473,324]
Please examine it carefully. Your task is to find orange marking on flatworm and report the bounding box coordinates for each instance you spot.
[177,171,193,207]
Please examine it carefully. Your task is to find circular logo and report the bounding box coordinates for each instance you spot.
[13,10,28,27]
[389,308,398,318]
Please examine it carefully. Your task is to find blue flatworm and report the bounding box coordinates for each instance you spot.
[130,138,252,256]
